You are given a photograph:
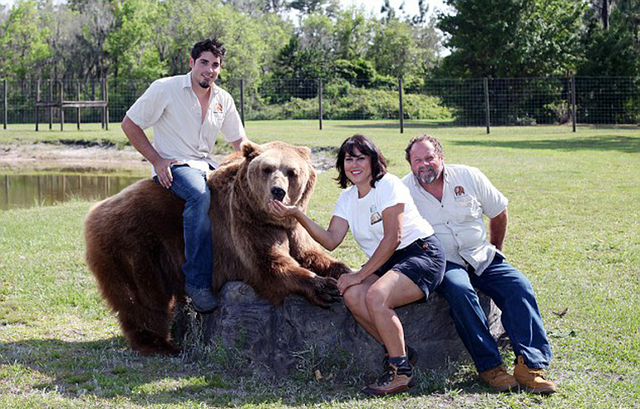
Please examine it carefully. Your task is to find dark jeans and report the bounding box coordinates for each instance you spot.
[436,255,552,371]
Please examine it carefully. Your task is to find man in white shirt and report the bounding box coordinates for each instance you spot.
[121,39,247,313]
[402,134,556,395]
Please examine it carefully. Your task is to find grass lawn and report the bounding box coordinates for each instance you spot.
[1,121,639,408]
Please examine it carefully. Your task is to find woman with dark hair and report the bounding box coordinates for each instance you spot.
[269,134,445,396]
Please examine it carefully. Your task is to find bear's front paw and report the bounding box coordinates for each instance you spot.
[324,262,352,279]
[308,276,341,308]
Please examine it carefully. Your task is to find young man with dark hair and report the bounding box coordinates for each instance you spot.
[121,38,247,313]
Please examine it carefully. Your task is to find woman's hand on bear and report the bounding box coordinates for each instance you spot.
[268,199,298,219]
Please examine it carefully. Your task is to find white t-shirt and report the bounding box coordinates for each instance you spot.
[126,73,246,175]
[333,173,434,258]
[402,165,508,275]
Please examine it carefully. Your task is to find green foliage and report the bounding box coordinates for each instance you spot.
[248,84,452,121]
[0,0,52,79]
[437,0,587,78]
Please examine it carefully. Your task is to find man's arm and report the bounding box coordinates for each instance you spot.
[489,208,508,251]
[230,136,248,152]
[121,115,175,188]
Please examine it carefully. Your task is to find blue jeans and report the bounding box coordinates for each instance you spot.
[155,165,213,289]
[436,255,552,371]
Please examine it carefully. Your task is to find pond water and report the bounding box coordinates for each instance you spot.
[0,173,144,211]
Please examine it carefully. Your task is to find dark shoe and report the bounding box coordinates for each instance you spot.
[185,286,217,313]
[479,365,519,392]
[514,355,557,395]
[361,363,416,396]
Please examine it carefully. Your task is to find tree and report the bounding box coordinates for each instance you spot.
[0,0,51,79]
[436,0,587,78]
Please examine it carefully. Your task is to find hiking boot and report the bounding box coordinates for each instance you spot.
[382,345,418,369]
[185,285,218,313]
[361,362,416,396]
[479,365,518,392]
[514,355,557,395]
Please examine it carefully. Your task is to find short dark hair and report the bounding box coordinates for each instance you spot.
[335,134,388,189]
[405,134,444,163]
[191,38,226,62]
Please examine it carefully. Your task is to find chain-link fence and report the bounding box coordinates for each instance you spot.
[1,76,638,132]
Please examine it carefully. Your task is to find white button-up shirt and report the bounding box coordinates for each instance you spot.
[126,72,245,175]
[402,165,508,275]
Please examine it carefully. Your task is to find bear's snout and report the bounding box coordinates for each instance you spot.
[271,186,286,202]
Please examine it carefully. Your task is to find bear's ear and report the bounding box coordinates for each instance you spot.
[242,141,263,161]
[295,146,311,160]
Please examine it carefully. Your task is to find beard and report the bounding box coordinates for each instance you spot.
[198,79,211,89]
[416,166,438,185]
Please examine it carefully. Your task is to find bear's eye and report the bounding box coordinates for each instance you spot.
[286,169,297,178]
[263,166,274,175]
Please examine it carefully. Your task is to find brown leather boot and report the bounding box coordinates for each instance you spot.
[514,355,557,394]
[361,362,416,396]
[479,365,519,392]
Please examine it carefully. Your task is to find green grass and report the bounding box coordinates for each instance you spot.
[1,121,639,408]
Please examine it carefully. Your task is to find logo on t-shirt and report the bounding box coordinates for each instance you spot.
[370,205,382,225]
[454,185,466,197]
[213,103,223,113]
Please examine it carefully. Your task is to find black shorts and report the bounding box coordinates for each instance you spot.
[374,235,446,298]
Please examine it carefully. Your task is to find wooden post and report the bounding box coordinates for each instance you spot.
[3,79,6,130]
[104,79,109,131]
[76,81,81,130]
[399,78,404,134]
[571,76,577,132]
[35,79,40,131]
[240,78,245,127]
[318,79,323,130]
[48,79,53,130]
[484,78,491,134]
[59,80,64,131]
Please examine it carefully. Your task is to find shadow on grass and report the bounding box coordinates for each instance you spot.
[451,135,640,153]
[334,121,454,130]
[0,337,492,406]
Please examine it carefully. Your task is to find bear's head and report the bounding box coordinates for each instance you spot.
[240,141,316,220]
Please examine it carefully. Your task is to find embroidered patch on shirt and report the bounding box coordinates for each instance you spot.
[454,185,466,197]
[370,205,382,225]
[213,103,223,113]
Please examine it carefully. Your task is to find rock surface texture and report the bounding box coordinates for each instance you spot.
[174,281,505,378]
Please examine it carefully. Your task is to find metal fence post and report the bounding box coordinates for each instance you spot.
[484,78,491,134]
[318,79,323,130]
[571,76,577,132]
[399,78,404,134]
[240,78,245,127]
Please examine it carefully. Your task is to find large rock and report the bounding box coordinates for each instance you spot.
[173,281,504,377]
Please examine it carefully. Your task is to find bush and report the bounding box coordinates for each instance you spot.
[246,85,452,121]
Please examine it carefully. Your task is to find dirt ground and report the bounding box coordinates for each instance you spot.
[0,143,150,173]
[0,143,334,174]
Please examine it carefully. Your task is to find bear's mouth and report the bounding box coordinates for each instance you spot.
[271,186,286,202]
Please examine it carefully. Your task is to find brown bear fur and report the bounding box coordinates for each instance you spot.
[85,141,350,356]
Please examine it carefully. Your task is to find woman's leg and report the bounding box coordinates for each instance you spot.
[342,275,383,343]
[365,270,424,357]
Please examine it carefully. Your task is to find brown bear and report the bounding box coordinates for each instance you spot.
[84,141,351,356]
